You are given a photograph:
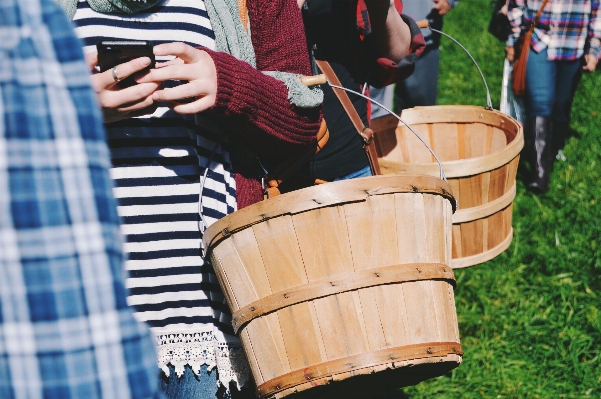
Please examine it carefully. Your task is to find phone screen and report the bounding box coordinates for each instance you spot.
[97,41,156,87]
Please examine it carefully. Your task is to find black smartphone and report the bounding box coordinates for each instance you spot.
[96,41,156,87]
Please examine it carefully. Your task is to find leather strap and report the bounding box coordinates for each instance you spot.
[315,60,381,175]
[533,0,550,27]
[231,262,455,333]
[256,342,463,397]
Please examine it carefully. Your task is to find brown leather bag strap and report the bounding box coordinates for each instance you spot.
[315,60,381,175]
[528,0,549,32]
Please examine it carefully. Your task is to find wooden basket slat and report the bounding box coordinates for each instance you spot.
[243,315,288,383]
[460,219,485,257]
[307,302,329,362]
[490,126,509,154]
[356,287,389,351]
[313,292,369,360]
[232,228,272,301]
[489,165,509,202]
[464,123,487,159]
[213,238,256,311]
[403,280,445,344]
[377,284,412,348]
[293,206,354,282]
[431,123,460,163]
[240,327,266,385]
[264,312,292,377]
[346,197,401,352]
[252,216,309,292]
[424,194,447,263]
[277,303,324,371]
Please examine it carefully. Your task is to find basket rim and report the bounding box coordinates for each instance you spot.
[378,106,524,178]
[203,173,455,253]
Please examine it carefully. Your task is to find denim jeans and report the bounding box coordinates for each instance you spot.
[525,47,582,121]
[334,164,373,181]
[159,365,256,399]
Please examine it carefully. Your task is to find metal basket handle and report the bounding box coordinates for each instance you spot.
[416,19,493,110]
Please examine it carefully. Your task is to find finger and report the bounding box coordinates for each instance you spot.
[151,80,208,102]
[156,58,184,68]
[86,52,98,69]
[138,63,202,83]
[97,57,153,89]
[168,95,215,114]
[98,82,159,109]
[117,95,157,113]
[153,42,204,63]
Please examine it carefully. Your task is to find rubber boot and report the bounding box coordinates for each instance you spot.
[551,118,570,157]
[525,116,553,193]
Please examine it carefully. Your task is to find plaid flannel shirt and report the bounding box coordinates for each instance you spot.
[0,1,162,398]
[507,0,601,60]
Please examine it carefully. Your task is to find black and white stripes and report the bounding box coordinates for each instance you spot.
[72,0,249,387]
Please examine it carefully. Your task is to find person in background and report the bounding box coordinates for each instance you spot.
[369,0,457,119]
[294,0,425,184]
[0,0,161,398]
[505,0,600,193]
[57,0,322,397]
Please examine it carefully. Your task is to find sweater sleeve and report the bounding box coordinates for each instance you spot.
[203,0,322,158]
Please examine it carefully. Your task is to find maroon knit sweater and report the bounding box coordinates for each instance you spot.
[203,0,322,209]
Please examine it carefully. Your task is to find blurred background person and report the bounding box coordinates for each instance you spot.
[370,0,458,119]
[0,0,161,398]
[292,0,424,185]
[505,0,600,193]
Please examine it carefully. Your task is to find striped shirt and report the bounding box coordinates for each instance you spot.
[73,0,249,388]
[507,0,601,60]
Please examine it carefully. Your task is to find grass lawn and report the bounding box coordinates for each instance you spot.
[399,1,601,397]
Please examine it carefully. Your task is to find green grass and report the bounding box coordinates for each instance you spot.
[399,1,601,397]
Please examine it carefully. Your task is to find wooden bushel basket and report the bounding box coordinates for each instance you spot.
[372,106,524,268]
[204,174,463,399]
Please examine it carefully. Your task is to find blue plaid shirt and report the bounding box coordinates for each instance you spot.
[0,1,162,398]
[507,0,601,60]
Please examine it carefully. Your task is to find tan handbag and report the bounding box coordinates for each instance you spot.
[512,0,549,96]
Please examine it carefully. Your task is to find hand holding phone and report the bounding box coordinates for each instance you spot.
[97,41,156,87]
[86,42,160,123]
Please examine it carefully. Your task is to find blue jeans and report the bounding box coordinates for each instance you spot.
[525,47,582,121]
[159,365,256,399]
[334,165,373,181]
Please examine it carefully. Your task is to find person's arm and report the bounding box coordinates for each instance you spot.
[584,0,601,71]
[366,5,426,88]
[505,0,525,61]
[364,0,411,62]
[143,0,321,157]
[433,0,453,16]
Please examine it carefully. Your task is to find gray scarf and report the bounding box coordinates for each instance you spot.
[204,0,322,108]
[58,0,163,20]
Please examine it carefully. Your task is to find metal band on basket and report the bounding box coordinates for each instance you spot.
[229,262,456,333]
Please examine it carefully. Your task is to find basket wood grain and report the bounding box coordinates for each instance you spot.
[204,174,462,399]
[372,106,523,268]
